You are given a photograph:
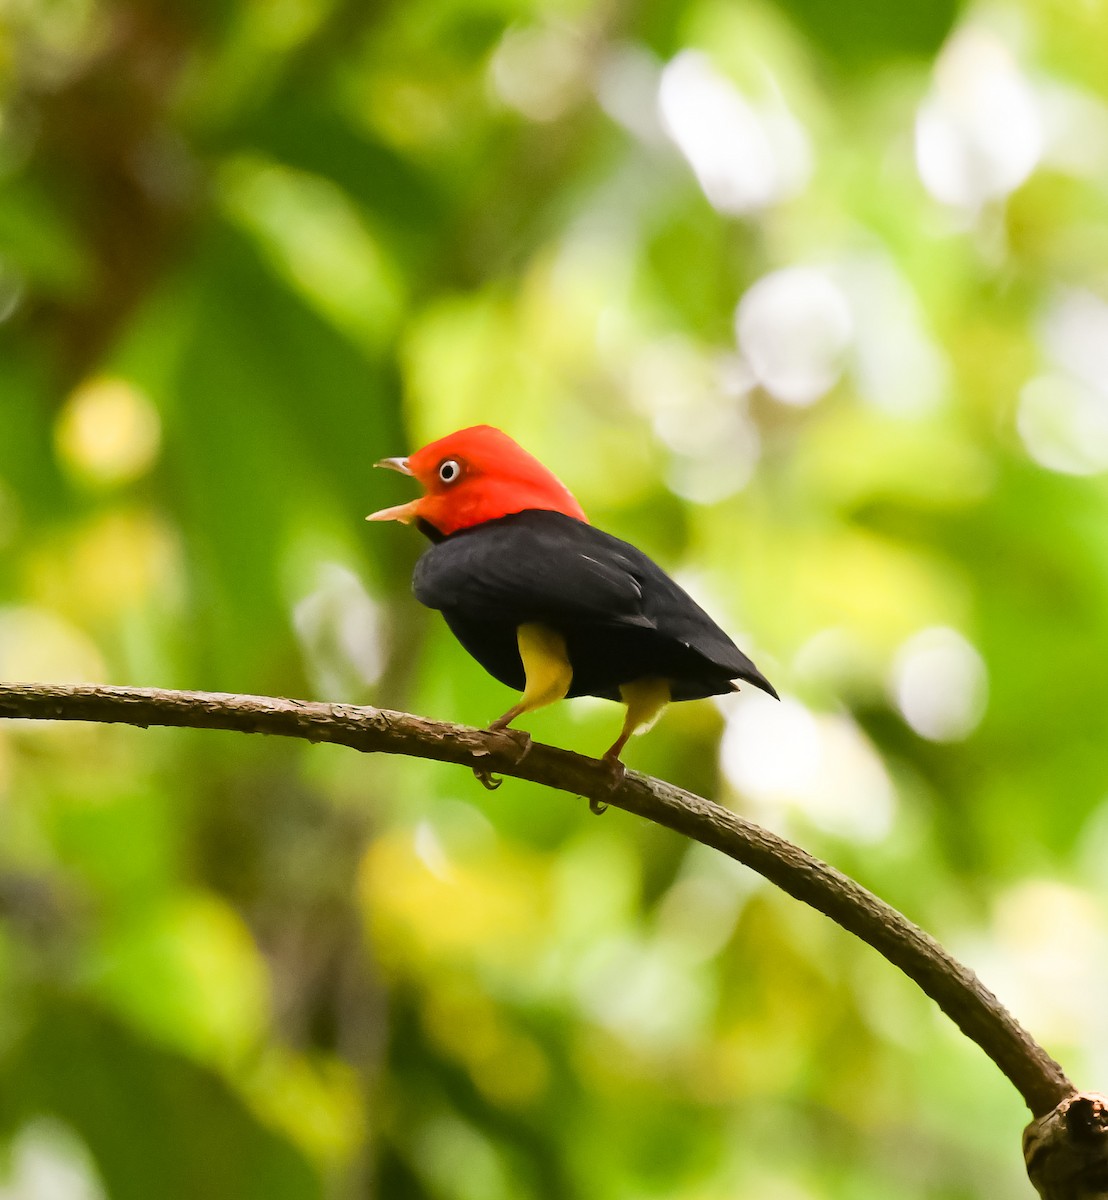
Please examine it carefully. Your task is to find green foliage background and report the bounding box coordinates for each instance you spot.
[1,0,1107,1196]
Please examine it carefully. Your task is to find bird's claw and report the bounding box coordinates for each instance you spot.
[587,753,626,814]
[602,753,626,784]
[499,727,532,764]
[473,727,532,790]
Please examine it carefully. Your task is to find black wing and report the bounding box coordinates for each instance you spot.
[412,511,777,700]
[413,512,654,631]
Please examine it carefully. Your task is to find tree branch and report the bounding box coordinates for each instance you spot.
[0,683,1079,1128]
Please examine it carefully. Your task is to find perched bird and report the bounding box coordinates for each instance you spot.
[368,425,777,762]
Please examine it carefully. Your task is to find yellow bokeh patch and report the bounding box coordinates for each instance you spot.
[422,982,549,1108]
[25,508,182,620]
[55,376,161,487]
[244,1048,366,1169]
[358,829,550,972]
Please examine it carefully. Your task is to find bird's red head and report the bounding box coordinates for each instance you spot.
[367,425,587,537]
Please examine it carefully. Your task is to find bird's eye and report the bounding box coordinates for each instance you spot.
[438,459,461,484]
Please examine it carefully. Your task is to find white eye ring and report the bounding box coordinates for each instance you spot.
[438,459,461,484]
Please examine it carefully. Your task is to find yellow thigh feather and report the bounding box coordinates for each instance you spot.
[514,623,574,715]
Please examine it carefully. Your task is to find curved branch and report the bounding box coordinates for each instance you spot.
[0,682,1073,1118]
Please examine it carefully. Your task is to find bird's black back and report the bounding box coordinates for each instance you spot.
[412,510,777,703]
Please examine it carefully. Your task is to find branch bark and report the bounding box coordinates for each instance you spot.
[0,681,1097,1195]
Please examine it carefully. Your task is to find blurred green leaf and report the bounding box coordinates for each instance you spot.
[777,0,960,66]
[7,999,322,1200]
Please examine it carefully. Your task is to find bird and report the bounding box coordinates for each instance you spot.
[367,425,777,764]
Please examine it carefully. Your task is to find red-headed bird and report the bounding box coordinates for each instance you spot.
[368,426,777,761]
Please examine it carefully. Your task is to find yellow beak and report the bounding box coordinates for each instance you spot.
[374,457,412,475]
[367,456,420,522]
[366,499,421,523]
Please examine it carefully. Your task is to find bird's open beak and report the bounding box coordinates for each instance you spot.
[374,457,413,475]
[367,456,421,523]
[366,499,421,523]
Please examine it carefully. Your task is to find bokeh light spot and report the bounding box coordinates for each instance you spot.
[627,339,760,503]
[1017,375,1108,476]
[414,1115,514,1200]
[915,26,1041,210]
[0,1119,105,1200]
[293,564,385,699]
[62,509,182,617]
[490,24,587,123]
[720,693,895,841]
[1040,288,1108,395]
[597,44,666,145]
[573,934,709,1050]
[891,626,987,742]
[839,251,949,416]
[1038,82,1108,179]
[980,881,1108,1046]
[55,377,161,487]
[736,267,853,406]
[659,50,810,216]
[246,1050,364,1168]
[0,606,107,684]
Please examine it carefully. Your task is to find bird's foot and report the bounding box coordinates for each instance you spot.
[487,704,523,734]
[498,727,532,764]
[588,751,627,814]
[473,726,532,789]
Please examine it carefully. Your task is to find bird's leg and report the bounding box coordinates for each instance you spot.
[488,624,573,734]
[488,703,525,732]
[602,729,633,762]
[603,678,670,762]
[476,624,572,788]
[592,678,671,806]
